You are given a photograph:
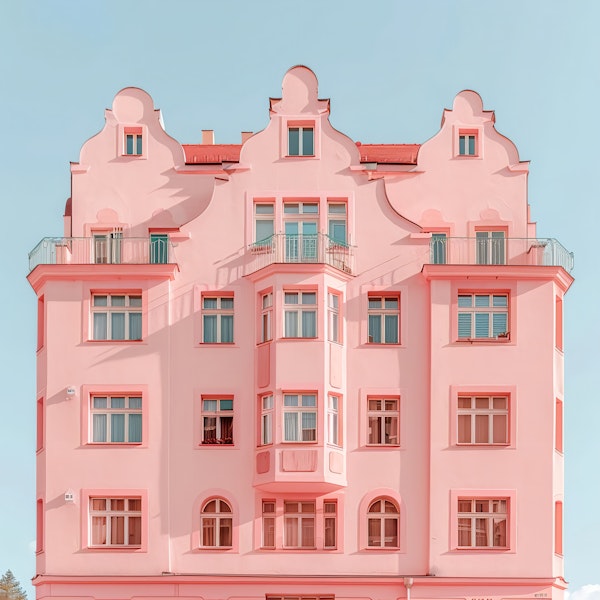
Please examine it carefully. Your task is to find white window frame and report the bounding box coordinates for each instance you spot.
[283,501,316,548]
[367,397,399,446]
[459,133,477,156]
[367,498,399,548]
[457,498,508,548]
[262,500,276,548]
[201,398,234,445]
[91,293,142,341]
[327,202,347,246]
[323,500,337,549]
[288,126,314,156]
[124,132,143,156]
[327,394,341,447]
[283,393,317,442]
[260,292,273,343]
[254,203,275,245]
[89,497,142,547]
[328,291,341,343]
[475,230,506,265]
[284,291,317,338]
[90,394,142,444]
[202,296,234,343]
[457,395,509,445]
[260,394,274,446]
[457,293,509,339]
[368,295,400,344]
[200,498,233,548]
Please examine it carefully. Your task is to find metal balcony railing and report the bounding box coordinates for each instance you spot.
[247,233,354,275]
[429,237,574,272]
[28,237,176,272]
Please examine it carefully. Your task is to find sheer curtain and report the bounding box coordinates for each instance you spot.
[221,315,233,343]
[129,313,142,340]
[92,414,107,442]
[203,315,217,343]
[93,313,107,340]
[284,413,298,441]
[302,311,316,337]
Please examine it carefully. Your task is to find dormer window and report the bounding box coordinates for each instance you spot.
[124,127,143,156]
[288,126,314,156]
[458,129,478,156]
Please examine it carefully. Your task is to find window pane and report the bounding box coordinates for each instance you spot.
[203,315,217,343]
[288,128,300,155]
[459,136,466,155]
[302,128,314,155]
[129,413,142,443]
[136,135,143,155]
[474,313,490,338]
[129,313,142,340]
[284,412,298,441]
[302,311,316,337]
[129,396,142,409]
[203,298,218,309]
[493,414,508,443]
[220,298,234,310]
[457,414,471,443]
[302,292,316,305]
[126,135,134,155]
[129,296,142,307]
[457,295,472,307]
[111,414,125,442]
[111,313,125,340]
[492,313,508,337]
[368,314,381,343]
[92,414,107,442]
[93,313,108,340]
[285,311,298,337]
[384,315,398,343]
[221,315,234,342]
[93,295,108,307]
[285,293,299,304]
[256,204,274,215]
[458,313,472,338]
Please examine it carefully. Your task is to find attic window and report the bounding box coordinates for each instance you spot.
[288,126,314,156]
[124,127,143,156]
[458,130,478,157]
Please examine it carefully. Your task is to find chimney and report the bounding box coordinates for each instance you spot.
[202,130,215,145]
[241,131,253,144]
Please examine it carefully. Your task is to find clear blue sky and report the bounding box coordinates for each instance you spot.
[1,1,598,598]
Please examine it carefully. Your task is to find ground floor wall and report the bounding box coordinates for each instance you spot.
[34,575,567,600]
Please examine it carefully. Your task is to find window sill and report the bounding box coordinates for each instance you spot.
[285,154,316,159]
[86,545,144,552]
[456,442,510,447]
[456,337,511,344]
[364,546,400,551]
[281,441,319,445]
[364,342,402,347]
[85,442,144,448]
[365,443,400,448]
[198,343,238,347]
[87,339,145,344]
[196,546,234,552]
[199,442,235,447]
[455,546,510,552]
[280,337,319,341]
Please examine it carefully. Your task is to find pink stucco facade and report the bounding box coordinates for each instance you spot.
[28,66,573,600]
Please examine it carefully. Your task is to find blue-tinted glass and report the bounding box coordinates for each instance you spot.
[458,313,472,338]
[284,395,299,407]
[221,298,234,309]
[203,315,217,342]
[221,315,234,342]
[384,315,399,343]
[111,313,125,340]
[475,313,490,338]
[329,220,347,244]
[129,313,142,340]
[203,298,218,309]
[302,128,314,155]
[475,295,490,307]
[111,397,125,409]
[431,233,446,264]
[458,295,472,308]
[150,234,168,264]
[288,128,300,155]
[493,313,508,337]
[468,136,475,155]
[111,414,125,442]
[126,135,134,155]
[136,135,143,155]
[369,314,381,343]
[302,395,316,407]
[129,397,142,409]
[92,414,107,442]
[93,313,107,340]
[493,295,508,307]
[459,136,466,155]
[220,399,234,411]
[129,414,142,443]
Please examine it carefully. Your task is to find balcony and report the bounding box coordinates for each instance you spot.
[429,236,574,272]
[246,233,354,275]
[28,237,176,272]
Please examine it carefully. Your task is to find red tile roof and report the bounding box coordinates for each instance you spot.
[182,142,420,165]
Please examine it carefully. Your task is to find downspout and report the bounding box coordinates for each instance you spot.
[404,577,414,600]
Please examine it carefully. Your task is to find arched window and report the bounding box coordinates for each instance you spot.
[367,498,399,548]
[201,498,232,547]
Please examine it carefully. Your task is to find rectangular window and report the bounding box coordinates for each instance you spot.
[459,133,477,156]
[93,229,122,264]
[201,398,234,445]
[202,296,234,343]
[457,396,508,444]
[284,202,319,262]
[328,202,347,245]
[556,296,563,351]
[91,395,142,444]
[431,232,447,264]
[328,291,340,343]
[149,233,168,264]
[324,500,337,549]
[457,498,508,548]
[555,398,563,453]
[283,394,317,442]
[555,501,563,555]
[124,127,143,156]
[260,394,274,445]
[288,127,314,156]
[89,497,142,547]
[92,293,142,341]
[262,500,276,548]
[476,231,506,265]
[255,203,274,244]
[284,501,315,548]
[368,295,399,344]
[457,293,508,339]
[284,291,317,338]
[328,395,341,447]
[367,397,399,445]
[37,295,44,350]
[260,292,273,343]
[36,499,43,553]
[36,398,44,452]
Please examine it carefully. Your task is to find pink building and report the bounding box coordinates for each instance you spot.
[28,66,573,600]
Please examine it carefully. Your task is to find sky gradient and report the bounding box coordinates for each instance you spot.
[1,1,598,598]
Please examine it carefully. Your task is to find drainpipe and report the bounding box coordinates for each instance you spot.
[404,577,414,600]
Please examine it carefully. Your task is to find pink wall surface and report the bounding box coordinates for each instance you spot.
[28,66,572,600]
